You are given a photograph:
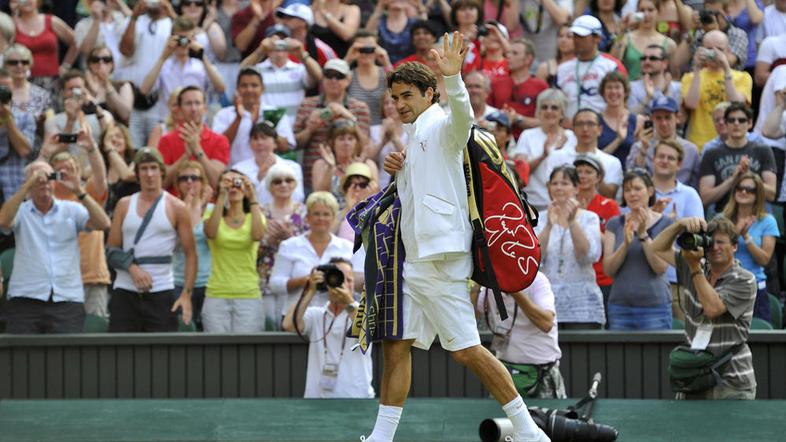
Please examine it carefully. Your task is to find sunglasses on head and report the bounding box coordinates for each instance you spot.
[735,185,756,194]
[272,177,295,185]
[324,71,347,80]
[177,174,201,183]
[89,55,113,64]
[5,59,30,66]
[639,55,662,62]
[725,117,749,124]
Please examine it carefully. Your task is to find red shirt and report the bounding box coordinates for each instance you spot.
[16,15,59,78]
[586,193,620,287]
[489,75,549,118]
[395,54,430,68]
[158,125,230,166]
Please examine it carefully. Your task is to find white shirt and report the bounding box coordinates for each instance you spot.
[211,105,296,166]
[757,5,786,42]
[257,59,314,119]
[477,272,561,365]
[517,0,574,63]
[302,303,374,398]
[233,155,304,205]
[269,233,354,315]
[549,146,624,192]
[74,12,127,67]
[114,15,172,87]
[155,57,210,120]
[509,127,578,210]
[556,55,619,118]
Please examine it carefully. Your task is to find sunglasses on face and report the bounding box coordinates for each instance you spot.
[272,177,295,185]
[5,59,30,66]
[89,55,113,64]
[324,71,346,80]
[639,55,662,62]
[181,0,205,6]
[540,104,560,111]
[177,174,201,183]
[350,180,370,189]
[735,185,756,194]
[725,117,749,124]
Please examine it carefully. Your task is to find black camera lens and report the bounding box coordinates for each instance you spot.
[177,36,190,46]
[677,232,714,251]
[358,47,376,54]
[477,24,489,37]
[315,264,345,292]
[700,11,717,25]
[233,178,243,188]
[0,85,11,105]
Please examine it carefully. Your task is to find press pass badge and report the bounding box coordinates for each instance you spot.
[690,323,713,351]
[319,363,339,391]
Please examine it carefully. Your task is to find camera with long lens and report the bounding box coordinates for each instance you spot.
[315,264,345,291]
[479,408,618,442]
[677,231,714,251]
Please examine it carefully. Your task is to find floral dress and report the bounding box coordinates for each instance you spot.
[258,202,309,296]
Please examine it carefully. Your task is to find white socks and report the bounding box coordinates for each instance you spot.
[367,404,403,442]
[502,396,541,439]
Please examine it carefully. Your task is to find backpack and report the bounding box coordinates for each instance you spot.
[463,125,541,320]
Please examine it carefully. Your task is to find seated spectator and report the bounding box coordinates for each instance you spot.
[212,67,296,166]
[705,101,766,153]
[472,272,566,399]
[675,0,748,71]
[310,0,361,58]
[282,257,374,399]
[100,124,138,217]
[680,30,751,151]
[574,154,620,316]
[173,160,213,331]
[609,0,675,81]
[627,45,681,115]
[0,159,110,334]
[294,59,371,189]
[240,23,322,120]
[489,38,548,132]
[4,44,51,131]
[74,0,129,60]
[269,191,354,319]
[365,0,422,65]
[346,30,392,130]
[510,88,576,213]
[535,165,605,329]
[202,169,266,332]
[759,0,786,41]
[139,16,226,123]
[753,32,786,89]
[507,0,572,65]
[107,148,196,332]
[0,68,35,204]
[84,45,134,125]
[449,0,483,73]
[535,24,574,89]
[651,216,757,400]
[627,96,701,188]
[275,3,337,68]
[213,0,245,100]
[589,0,623,53]
[394,19,438,68]
[336,162,375,242]
[597,72,645,167]
[465,70,497,122]
[157,86,229,189]
[721,172,779,323]
[230,0,276,59]
[259,163,309,330]
[699,102,776,212]
[603,169,673,330]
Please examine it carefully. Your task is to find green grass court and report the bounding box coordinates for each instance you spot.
[1,398,784,441]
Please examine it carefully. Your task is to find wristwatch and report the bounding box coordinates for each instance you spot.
[346,301,360,313]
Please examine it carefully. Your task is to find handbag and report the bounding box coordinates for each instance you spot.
[106,193,169,270]
[668,344,742,394]
[132,83,160,111]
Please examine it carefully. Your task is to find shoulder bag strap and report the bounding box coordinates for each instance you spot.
[133,193,164,247]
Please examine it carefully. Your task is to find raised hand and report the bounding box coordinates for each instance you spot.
[318,143,336,168]
[430,31,468,77]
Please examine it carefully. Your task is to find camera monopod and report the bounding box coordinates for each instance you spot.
[479,372,619,442]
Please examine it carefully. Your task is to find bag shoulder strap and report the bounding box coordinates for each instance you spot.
[133,193,164,247]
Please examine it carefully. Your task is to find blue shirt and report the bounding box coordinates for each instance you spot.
[7,199,89,302]
[0,109,36,200]
[173,204,213,288]
[736,214,779,282]
[656,181,705,283]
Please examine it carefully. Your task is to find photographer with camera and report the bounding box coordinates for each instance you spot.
[282,257,373,398]
[0,68,35,204]
[651,216,757,399]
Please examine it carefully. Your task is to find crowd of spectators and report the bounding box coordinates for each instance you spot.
[0,0,782,401]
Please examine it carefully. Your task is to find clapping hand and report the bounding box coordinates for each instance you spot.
[318,143,336,168]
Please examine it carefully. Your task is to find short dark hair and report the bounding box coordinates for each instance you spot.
[328,256,353,268]
[237,67,263,85]
[645,44,667,60]
[724,101,753,121]
[450,0,483,27]
[589,0,625,14]
[352,29,378,44]
[172,16,196,33]
[387,62,440,104]
[622,168,656,207]
[599,71,630,101]
[250,120,277,138]
[410,20,438,39]
[654,139,684,162]
[177,85,204,106]
[708,215,739,246]
[573,108,602,125]
[549,164,579,186]
[61,69,85,88]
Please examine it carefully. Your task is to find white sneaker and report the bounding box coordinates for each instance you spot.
[514,428,551,442]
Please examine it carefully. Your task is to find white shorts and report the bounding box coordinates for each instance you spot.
[402,254,481,352]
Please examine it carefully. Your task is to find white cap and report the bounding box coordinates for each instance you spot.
[569,15,603,37]
[276,3,314,27]
[323,59,350,76]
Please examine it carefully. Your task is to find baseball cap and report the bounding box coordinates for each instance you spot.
[574,154,604,176]
[323,59,350,76]
[265,23,291,39]
[485,111,511,129]
[486,20,510,40]
[650,95,678,113]
[276,4,314,26]
[570,15,603,37]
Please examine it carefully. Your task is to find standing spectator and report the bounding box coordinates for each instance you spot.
[269,191,353,318]
[464,70,497,122]
[74,0,129,61]
[473,272,566,399]
[258,163,308,330]
[178,0,227,65]
[11,0,78,90]
[100,123,138,218]
[211,67,296,166]
[282,258,373,398]
[757,0,786,41]
[394,19,438,68]
[372,92,407,188]
[345,30,392,128]
[214,0,245,100]
[489,38,549,131]
[597,71,645,168]
[507,0,572,65]
[725,0,764,77]
[365,0,421,65]
[700,101,765,153]
[202,169,266,332]
[610,0,675,81]
[231,0,276,59]
[680,30,751,151]
[753,33,786,89]
[627,96,701,189]
[173,160,213,331]
[627,45,681,115]
[0,12,15,64]
[699,102,776,212]
[651,216,757,400]
[721,172,779,323]
[0,159,110,334]
[536,165,604,329]
[535,24,574,88]
[84,45,134,125]
[275,3,338,68]
[139,16,226,123]
[241,24,322,120]
[3,44,50,129]
[449,0,483,73]
[510,88,576,213]
[107,148,196,332]
[603,169,673,330]
[310,0,361,58]
[0,67,34,203]
[465,21,510,85]
[234,121,304,205]
[574,154,620,318]
[557,15,626,118]
[589,0,623,53]
[158,86,229,189]
[293,59,370,190]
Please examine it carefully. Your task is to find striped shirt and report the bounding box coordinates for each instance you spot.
[257,59,315,119]
[675,253,757,391]
[348,68,386,125]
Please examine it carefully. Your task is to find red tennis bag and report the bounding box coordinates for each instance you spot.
[463,126,541,320]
